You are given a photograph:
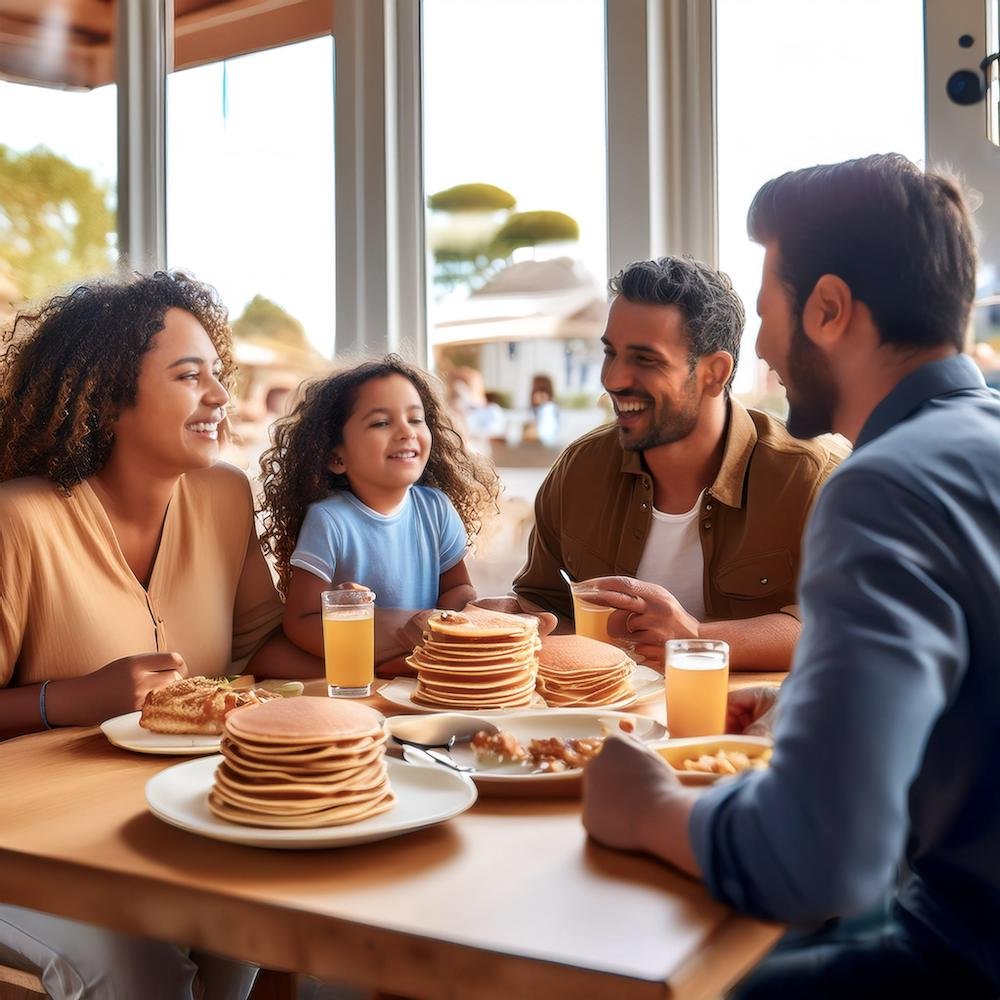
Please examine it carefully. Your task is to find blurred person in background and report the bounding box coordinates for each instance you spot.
[525,373,560,447]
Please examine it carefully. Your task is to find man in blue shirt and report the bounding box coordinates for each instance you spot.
[582,153,1000,996]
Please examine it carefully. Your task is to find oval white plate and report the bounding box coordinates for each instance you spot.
[386,708,668,790]
[377,678,547,715]
[146,755,477,849]
[378,665,663,714]
[101,711,222,756]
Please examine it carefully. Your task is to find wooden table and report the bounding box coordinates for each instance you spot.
[0,678,785,1000]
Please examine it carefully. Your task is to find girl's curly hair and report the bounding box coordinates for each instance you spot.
[259,355,500,596]
[0,271,235,491]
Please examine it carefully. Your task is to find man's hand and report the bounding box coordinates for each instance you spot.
[580,577,699,665]
[583,736,702,876]
[46,652,188,726]
[726,685,780,737]
[583,735,681,853]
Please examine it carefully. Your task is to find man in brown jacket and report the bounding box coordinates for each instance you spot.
[511,255,846,670]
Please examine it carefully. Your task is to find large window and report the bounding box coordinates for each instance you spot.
[167,36,335,468]
[0,2,117,318]
[422,0,608,464]
[167,36,335,355]
[716,0,926,403]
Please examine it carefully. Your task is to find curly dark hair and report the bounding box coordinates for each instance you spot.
[259,355,500,596]
[0,271,235,490]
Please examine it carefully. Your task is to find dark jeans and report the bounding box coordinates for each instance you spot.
[729,905,997,1000]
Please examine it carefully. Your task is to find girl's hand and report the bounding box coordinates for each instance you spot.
[45,652,188,727]
[335,581,370,591]
[579,577,699,665]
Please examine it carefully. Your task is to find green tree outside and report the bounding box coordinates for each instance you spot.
[428,182,580,298]
[0,144,116,304]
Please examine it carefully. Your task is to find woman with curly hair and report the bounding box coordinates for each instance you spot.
[259,355,499,662]
[0,271,312,1000]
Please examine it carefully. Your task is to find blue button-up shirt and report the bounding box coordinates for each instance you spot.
[690,354,1000,988]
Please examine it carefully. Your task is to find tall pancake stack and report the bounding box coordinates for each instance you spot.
[208,698,394,828]
[535,635,636,707]
[408,609,540,710]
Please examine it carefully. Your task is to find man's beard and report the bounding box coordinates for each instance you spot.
[784,319,839,439]
[618,377,701,452]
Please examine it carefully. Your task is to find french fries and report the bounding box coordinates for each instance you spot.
[681,747,772,775]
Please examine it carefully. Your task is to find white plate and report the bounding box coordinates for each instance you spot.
[145,755,477,849]
[378,664,663,715]
[601,664,663,710]
[101,712,222,756]
[377,677,547,715]
[387,709,668,792]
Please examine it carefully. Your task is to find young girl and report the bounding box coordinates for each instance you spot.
[259,355,499,658]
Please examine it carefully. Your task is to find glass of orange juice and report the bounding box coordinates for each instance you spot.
[568,581,615,644]
[665,639,729,738]
[321,590,376,698]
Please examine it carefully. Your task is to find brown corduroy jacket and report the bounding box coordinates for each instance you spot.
[513,401,848,623]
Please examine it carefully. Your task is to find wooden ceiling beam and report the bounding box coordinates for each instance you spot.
[173,0,333,71]
[0,15,110,89]
[0,1,112,39]
[0,0,332,89]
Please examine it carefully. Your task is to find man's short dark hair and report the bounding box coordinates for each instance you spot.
[609,255,745,391]
[747,153,977,352]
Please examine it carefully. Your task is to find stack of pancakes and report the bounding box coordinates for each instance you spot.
[208,698,394,828]
[535,634,636,707]
[407,609,540,710]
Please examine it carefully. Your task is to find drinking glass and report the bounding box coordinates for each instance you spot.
[568,581,615,644]
[321,590,376,698]
[665,639,729,738]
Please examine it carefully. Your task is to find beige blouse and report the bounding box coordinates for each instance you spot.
[0,463,283,688]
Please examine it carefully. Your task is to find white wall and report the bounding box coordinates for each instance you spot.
[926,0,1000,313]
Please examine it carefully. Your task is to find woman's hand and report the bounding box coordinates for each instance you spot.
[45,652,188,726]
[579,577,699,665]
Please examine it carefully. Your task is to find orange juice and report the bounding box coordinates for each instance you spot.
[573,596,615,643]
[323,615,374,690]
[665,651,729,738]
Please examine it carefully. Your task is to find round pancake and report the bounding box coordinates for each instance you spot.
[221,738,386,773]
[208,787,395,828]
[225,697,383,745]
[221,741,387,780]
[214,764,389,808]
[424,609,533,639]
[537,634,630,672]
[226,732,385,758]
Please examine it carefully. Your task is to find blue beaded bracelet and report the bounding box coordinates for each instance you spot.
[39,680,53,730]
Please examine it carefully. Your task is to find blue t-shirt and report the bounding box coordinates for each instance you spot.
[289,485,468,610]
